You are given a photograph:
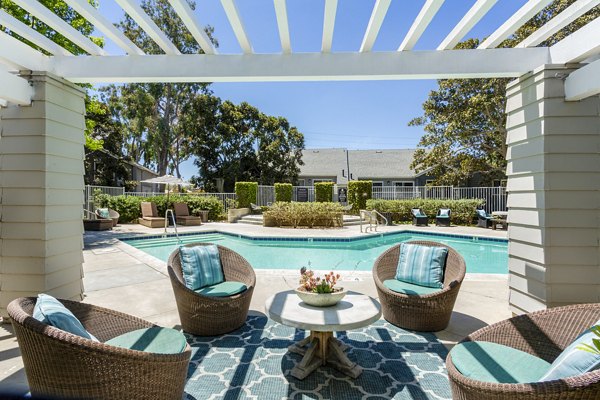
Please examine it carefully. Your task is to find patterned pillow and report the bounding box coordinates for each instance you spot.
[98,208,110,219]
[179,245,225,291]
[33,294,99,341]
[395,243,448,289]
[439,209,450,217]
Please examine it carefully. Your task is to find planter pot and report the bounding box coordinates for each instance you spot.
[263,215,277,227]
[295,287,347,307]
[227,208,250,223]
[198,210,209,222]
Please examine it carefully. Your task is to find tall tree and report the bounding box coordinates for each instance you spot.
[410,0,600,186]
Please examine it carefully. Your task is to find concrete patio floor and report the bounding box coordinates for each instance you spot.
[0,222,510,396]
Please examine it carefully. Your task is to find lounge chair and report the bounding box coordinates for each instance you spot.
[476,209,492,228]
[174,202,202,226]
[447,303,600,400]
[250,203,262,214]
[138,202,164,228]
[8,297,191,400]
[411,208,429,226]
[168,243,255,336]
[373,241,466,331]
[436,208,451,226]
[95,207,120,227]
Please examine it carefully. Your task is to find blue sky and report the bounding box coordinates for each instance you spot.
[95,0,528,179]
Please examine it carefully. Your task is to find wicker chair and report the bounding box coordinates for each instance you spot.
[436,208,451,227]
[8,297,191,400]
[168,243,256,336]
[372,241,466,331]
[95,208,120,227]
[447,303,600,400]
[411,208,429,226]
[139,201,164,228]
[174,202,202,226]
[476,209,493,228]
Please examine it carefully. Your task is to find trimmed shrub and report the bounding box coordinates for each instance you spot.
[235,182,258,208]
[315,182,334,202]
[264,202,344,228]
[94,194,143,223]
[365,199,483,225]
[348,180,372,212]
[179,195,224,221]
[274,183,293,202]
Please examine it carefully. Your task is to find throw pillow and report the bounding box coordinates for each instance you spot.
[179,244,225,291]
[33,294,99,341]
[476,209,487,218]
[395,243,448,289]
[439,209,450,217]
[98,208,110,219]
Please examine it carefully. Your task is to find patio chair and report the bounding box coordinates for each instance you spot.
[446,303,600,400]
[373,241,466,331]
[436,208,451,227]
[411,208,429,226]
[250,203,262,214]
[476,208,492,228]
[95,207,120,227]
[8,297,191,400]
[168,243,256,336]
[138,201,164,228]
[174,202,202,226]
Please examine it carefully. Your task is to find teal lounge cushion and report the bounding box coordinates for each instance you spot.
[33,294,99,342]
[383,279,441,296]
[451,341,551,383]
[195,281,247,297]
[540,319,600,381]
[98,208,110,219]
[106,327,187,354]
[395,243,448,289]
[476,209,489,218]
[179,244,224,291]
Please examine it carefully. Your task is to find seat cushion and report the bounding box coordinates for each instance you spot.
[179,244,224,291]
[450,341,551,383]
[195,281,248,297]
[540,319,600,381]
[97,208,110,219]
[33,294,99,342]
[383,279,441,296]
[395,243,447,288]
[105,327,187,354]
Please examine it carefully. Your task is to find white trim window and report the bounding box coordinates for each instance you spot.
[393,181,414,187]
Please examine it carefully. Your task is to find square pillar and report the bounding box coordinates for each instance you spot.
[505,64,600,315]
[0,72,85,318]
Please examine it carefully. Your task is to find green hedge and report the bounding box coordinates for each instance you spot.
[315,182,334,202]
[274,183,293,202]
[365,199,483,225]
[264,202,343,228]
[235,182,258,208]
[348,180,372,212]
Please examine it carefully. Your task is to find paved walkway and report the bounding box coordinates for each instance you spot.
[0,222,510,395]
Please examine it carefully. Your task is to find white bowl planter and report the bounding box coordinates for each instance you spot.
[295,287,347,307]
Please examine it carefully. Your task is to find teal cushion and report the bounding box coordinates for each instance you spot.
[179,245,224,291]
[195,281,247,297]
[98,208,110,219]
[439,209,450,217]
[450,341,551,383]
[395,243,447,289]
[383,279,441,295]
[476,209,488,218]
[105,327,187,354]
[540,319,600,381]
[33,294,99,342]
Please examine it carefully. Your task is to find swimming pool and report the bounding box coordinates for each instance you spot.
[123,231,508,274]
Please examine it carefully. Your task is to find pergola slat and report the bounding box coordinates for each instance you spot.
[0,10,72,56]
[398,0,445,51]
[0,30,50,71]
[322,0,338,53]
[360,0,392,53]
[273,0,291,54]
[168,0,217,55]
[550,16,600,63]
[0,67,33,105]
[437,0,498,50]
[565,58,600,101]
[220,0,253,54]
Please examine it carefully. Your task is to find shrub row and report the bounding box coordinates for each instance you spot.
[348,180,372,212]
[315,182,334,202]
[275,183,293,202]
[365,199,483,226]
[263,202,343,228]
[235,182,258,208]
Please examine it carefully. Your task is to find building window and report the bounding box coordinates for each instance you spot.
[372,181,384,187]
[298,179,305,186]
[393,181,413,187]
[493,179,507,187]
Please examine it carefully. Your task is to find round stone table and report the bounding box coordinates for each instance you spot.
[265,290,381,380]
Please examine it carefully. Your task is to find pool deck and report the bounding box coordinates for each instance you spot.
[0,222,509,395]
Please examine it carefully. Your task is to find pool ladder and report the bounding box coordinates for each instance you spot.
[164,209,182,244]
[360,210,388,233]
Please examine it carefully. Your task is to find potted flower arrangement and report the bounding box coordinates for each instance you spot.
[295,267,346,307]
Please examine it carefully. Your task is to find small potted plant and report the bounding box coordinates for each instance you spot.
[295,267,346,307]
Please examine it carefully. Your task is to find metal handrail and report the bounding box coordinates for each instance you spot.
[164,209,182,243]
[371,210,388,226]
[360,210,377,233]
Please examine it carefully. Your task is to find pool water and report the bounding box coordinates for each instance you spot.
[123,232,508,274]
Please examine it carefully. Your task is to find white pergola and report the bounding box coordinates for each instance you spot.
[0,0,599,316]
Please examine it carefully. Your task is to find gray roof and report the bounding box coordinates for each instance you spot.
[299,148,421,184]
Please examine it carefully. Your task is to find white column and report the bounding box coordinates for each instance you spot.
[505,64,600,315]
[0,72,85,317]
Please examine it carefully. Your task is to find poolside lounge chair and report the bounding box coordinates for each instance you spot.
[476,209,493,228]
[95,207,120,227]
[250,203,262,214]
[174,202,202,226]
[436,208,451,227]
[168,243,256,336]
[411,208,429,226]
[139,202,164,228]
[373,241,466,331]
[447,303,600,400]
[8,297,191,400]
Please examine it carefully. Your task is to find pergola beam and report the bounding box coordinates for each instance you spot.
[9,0,107,56]
[0,67,33,105]
[360,0,392,53]
[550,16,600,63]
[565,58,600,101]
[0,31,51,71]
[168,0,217,55]
[0,10,72,56]
[438,0,497,50]
[322,0,338,53]
[273,0,291,54]
[478,0,554,49]
[220,0,253,54]
[398,0,445,51]
[53,48,550,83]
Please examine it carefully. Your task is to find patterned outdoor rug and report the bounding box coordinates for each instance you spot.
[184,315,451,400]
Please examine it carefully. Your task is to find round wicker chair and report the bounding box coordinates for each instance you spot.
[168,243,256,336]
[447,303,600,400]
[8,297,191,400]
[372,240,466,332]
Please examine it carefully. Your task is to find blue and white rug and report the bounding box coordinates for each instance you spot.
[184,316,451,400]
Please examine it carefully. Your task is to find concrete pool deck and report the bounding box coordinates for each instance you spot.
[0,222,509,395]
